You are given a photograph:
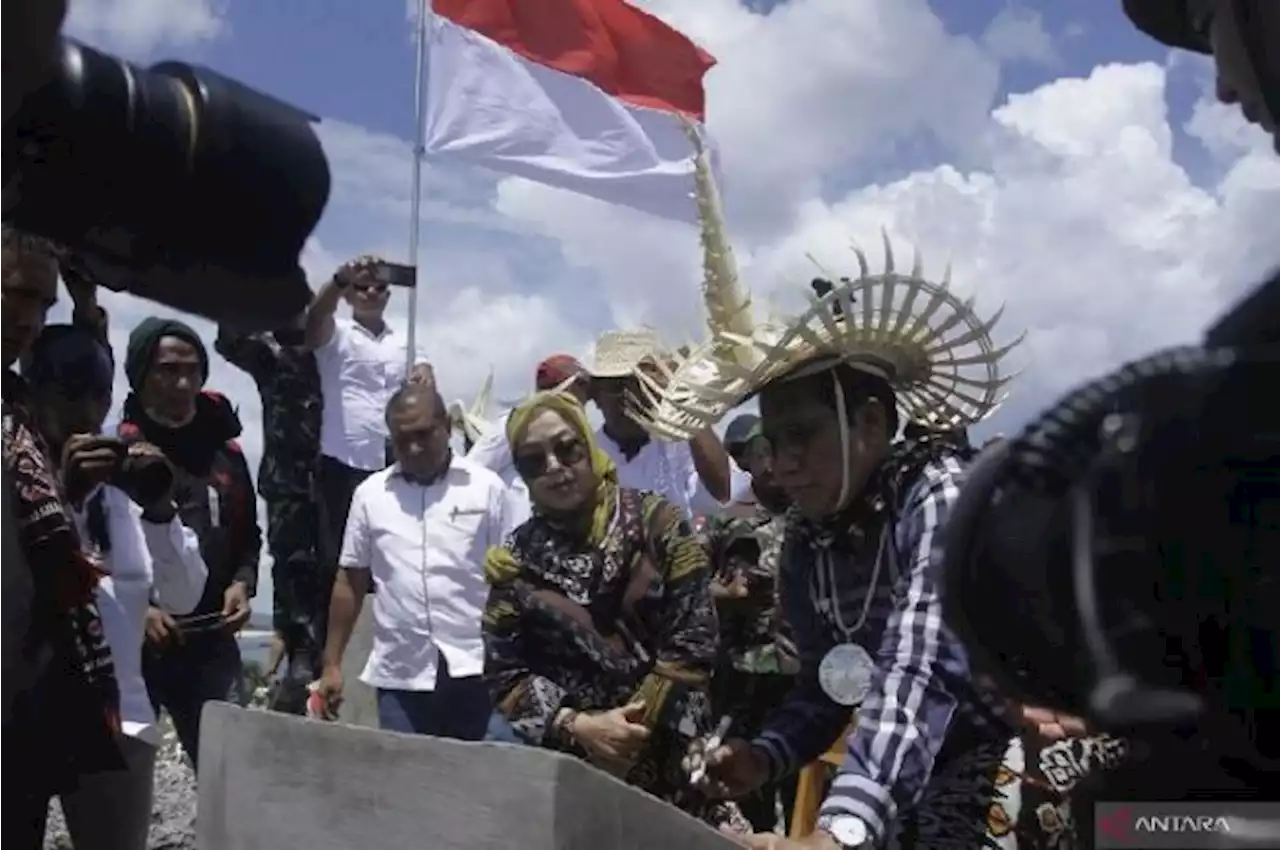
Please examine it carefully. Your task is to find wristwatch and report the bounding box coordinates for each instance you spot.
[817,813,869,849]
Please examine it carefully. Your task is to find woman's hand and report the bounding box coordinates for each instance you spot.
[573,700,650,766]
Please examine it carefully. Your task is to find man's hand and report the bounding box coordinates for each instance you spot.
[221,581,252,632]
[121,442,177,516]
[316,664,344,720]
[144,606,181,645]
[60,256,99,308]
[712,573,751,601]
[333,253,384,289]
[62,434,123,506]
[683,736,769,799]
[407,362,435,385]
[735,831,841,849]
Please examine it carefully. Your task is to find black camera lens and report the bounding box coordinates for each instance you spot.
[4,38,330,326]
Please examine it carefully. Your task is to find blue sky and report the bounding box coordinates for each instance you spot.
[59,0,1279,613]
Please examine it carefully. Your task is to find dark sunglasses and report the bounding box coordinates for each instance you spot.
[513,437,588,479]
[352,281,389,295]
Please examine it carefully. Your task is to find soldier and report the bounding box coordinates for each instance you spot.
[704,415,798,833]
[215,321,323,713]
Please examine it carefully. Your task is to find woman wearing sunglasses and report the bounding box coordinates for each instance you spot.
[481,391,748,833]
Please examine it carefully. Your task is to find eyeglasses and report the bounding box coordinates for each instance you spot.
[762,419,824,458]
[513,437,588,479]
[352,281,389,295]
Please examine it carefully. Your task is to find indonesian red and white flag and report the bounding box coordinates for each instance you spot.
[424,0,717,222]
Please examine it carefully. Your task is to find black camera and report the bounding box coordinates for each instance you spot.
[941,272,1280,785]
[110,448,175,508]
[3,38,331,327]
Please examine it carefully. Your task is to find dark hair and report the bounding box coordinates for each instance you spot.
[385,382,447,427]
[810,362,899,437]
[26,324,115,393]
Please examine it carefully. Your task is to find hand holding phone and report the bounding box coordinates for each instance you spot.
[371,260,417,289]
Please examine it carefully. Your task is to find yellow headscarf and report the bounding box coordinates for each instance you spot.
[484,391,618,586]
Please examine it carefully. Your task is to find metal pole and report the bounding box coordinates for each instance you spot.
[405,0,429,372]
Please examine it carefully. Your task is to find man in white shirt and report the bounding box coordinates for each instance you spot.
[466,353,591,527]
[304,254,431,596]
[317,379,518,740]
[590,329,750,519]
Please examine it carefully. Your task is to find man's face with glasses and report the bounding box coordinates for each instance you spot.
[343,272,391,321]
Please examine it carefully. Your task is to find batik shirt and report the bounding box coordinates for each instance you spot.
[701,508,796,674]
[751,438,1014,846]
[483,487,743,829]
[214,328,321,499]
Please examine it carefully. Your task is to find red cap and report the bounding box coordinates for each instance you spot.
[535,354,585,390]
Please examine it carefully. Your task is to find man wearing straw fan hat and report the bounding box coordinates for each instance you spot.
[656,134,1111,848]
[588,327,750,522]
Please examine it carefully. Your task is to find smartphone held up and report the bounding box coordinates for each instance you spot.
[370,260,418,289]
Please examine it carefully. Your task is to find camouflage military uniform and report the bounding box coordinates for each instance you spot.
[702,507,799,832]
[215,328,324,708]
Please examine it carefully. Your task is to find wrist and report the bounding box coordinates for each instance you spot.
[553,707,580,742]
[816,814,869,849]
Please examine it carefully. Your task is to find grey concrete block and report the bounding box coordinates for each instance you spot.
[337,603,378,729]
[197,704,742,850]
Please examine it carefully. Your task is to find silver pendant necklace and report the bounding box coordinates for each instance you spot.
[815,526,890,707]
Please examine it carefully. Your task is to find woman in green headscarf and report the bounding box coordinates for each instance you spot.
[482,391,746,832]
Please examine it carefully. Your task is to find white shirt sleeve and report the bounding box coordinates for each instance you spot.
[486,479,522,546]
[339,482,372,569]
[139,502,209,616]
[466,425,511,476]
[314,315,348,363]
[682,443,751,516]
[727,457,753,503]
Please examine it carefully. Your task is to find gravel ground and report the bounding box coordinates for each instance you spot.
[44,684,271,850]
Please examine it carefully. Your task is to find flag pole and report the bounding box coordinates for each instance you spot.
[405,0,429,373]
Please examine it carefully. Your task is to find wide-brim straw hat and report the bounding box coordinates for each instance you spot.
[590,328,665,379]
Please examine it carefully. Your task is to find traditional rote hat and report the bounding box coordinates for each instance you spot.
[630,126,1025,441]
[448,369,494,446]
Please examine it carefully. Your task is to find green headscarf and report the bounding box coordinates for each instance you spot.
[484,391,618,586]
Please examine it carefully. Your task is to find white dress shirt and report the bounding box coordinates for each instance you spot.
[339,455,520,691]
[465,410,515,485]
[316,317,416,471]
[73,485,208,746]
[464,410,533,528]
[594,428,751,519]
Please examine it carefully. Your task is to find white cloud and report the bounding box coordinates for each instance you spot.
[981,5,1061,69]
[493,14,1279,438]
[65,0,227,57]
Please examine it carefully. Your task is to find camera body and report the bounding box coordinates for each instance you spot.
[941,272,1280,784]
[109,450,174,509]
